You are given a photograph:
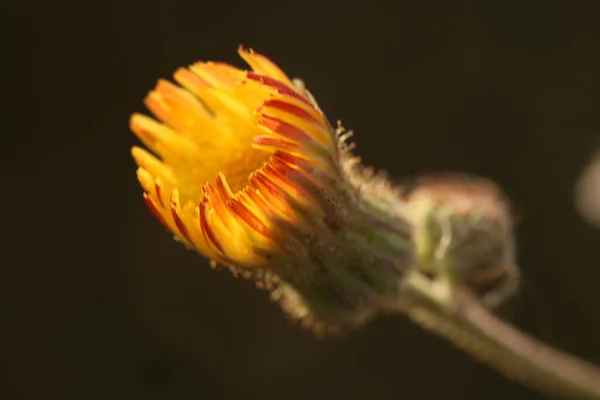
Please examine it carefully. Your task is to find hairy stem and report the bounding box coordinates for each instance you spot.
[397,272,600,399]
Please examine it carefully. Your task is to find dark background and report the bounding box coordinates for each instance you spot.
[4,0,600,399]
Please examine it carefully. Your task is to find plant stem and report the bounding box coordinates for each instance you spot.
[396,272,600,399]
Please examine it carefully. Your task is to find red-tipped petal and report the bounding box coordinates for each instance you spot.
[258,115,314,142]
[214,173,234,200]
[260,99,321,126]
[253,170,282,196]
[228,198,273,238]
[154,182,164,207]
[263,163,307,193]
[246,72,313,107]
[204,184,236,233]
[271,151,314,170]
[250,173,290,217]
[253,136,301,153]
[199,196,225,254]
[245,189,275,218]
[144,193,168,228]
[170,195,193,243]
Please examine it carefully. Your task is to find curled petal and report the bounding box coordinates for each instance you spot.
[144,193,168,228]
[246,72,313,108]
[260,98,324,129]
[258,114,315,142]
[228,197,273,239]
[199,195,225,255]
[169,190,193,244]
[238,45,294,88]
[253,135,302,153]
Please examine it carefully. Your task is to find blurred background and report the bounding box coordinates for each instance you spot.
[4,0,600,398]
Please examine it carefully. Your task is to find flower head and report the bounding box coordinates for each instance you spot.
[131,46,338,268]
[130,47,412,332]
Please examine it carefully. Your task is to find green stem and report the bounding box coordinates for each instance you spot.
[397,271,600,399]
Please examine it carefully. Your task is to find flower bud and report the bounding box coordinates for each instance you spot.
[403,173,520,308]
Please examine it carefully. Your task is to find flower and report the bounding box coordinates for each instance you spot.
[130,49,600,399]
[130,47,413,332]
[130,46,338,269]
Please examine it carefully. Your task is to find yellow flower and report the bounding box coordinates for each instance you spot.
[130,47,413,332]
[128,51,600,400]
[130,46,338,269]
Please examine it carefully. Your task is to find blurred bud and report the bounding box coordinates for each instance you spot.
[403,173,520,308]
[575,152,600,228]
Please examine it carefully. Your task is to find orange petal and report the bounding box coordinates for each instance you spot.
[246,72,312,107]
[258,115,314,142]
[238,46,294,88]
[228,197,273,239]
[169,190,193,244]
[199,195,225,254]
